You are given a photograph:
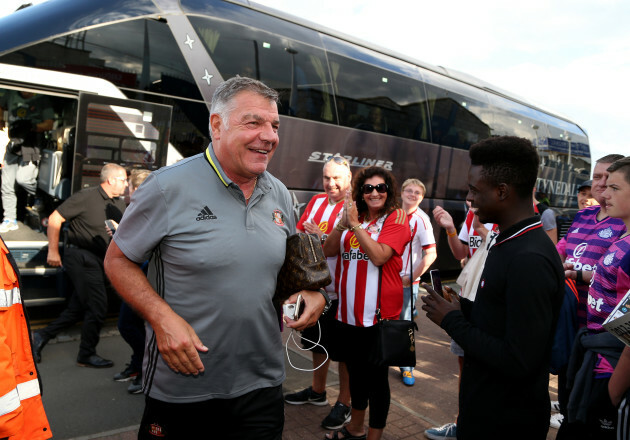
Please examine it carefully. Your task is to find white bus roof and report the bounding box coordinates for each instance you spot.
[0,63,125,98]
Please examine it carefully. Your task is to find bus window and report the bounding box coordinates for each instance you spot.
[489,107,545,144]
[325,52,429,141]
[423,83,491,150]
[124,91,208,158]
[486,93,550,146]
[545,124,590,175]
[188,15,336,123]
[51,20,193,95]
[86,135,118,161]
[122,139,157,165]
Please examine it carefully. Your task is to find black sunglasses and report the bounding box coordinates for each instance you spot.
[362,183,388,194]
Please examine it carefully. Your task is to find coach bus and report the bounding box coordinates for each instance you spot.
[0,0,590,303]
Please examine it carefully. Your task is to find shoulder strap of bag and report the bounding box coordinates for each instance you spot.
[375,212,390,322]
[376,265,383,322]
[408,230,414,321]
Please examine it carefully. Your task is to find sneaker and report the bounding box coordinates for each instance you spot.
[550,413,564,429]
[0,220,18,233]
[113,364,139,382]
[127,375,143,394]
[551,400,560,412]
[424,422,457,440]
[321,401,351,430]
[284,386,328,406]
[402,370,415,386]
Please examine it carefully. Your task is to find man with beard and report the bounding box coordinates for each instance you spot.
[284,155,352,431]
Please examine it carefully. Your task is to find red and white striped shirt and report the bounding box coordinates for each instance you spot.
[400,208,436,282]
[459,209,496,258]
[297,193,345,298]
[337,209,410,327]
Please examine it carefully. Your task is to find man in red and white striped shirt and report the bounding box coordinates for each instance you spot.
[434,205,494,261]
[284,156,353,430]
[399,178,437,386]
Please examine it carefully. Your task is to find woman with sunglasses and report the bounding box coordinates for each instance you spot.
[322,166,411,440]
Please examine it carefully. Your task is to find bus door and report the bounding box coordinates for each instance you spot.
[13,93,172,307]
[71,93,172,193]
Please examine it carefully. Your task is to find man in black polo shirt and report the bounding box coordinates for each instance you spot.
[421,136,564,439]
[33,163,128,368]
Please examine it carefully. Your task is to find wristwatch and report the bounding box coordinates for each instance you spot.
[318,288,332,314]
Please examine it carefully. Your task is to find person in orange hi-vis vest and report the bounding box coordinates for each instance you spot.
[0,236,51,439]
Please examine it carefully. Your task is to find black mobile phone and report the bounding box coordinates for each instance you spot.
[104,219,117,231]
[430,269,443,297]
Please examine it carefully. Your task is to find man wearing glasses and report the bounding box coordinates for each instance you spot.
[32,163,128,368]
[284,155,352,430]
[399,178,437,386]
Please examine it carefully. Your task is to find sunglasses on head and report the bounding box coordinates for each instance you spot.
[325,155,350,168]
[362,183,388,194]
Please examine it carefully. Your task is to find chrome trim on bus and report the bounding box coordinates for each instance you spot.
[20,268,59,276]
[24,298,66,307]
[4,241,49,249]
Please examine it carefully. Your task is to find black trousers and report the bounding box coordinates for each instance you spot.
[336,322,391,429]
[138,386,284,440]
[39,247,108,359]
[118,301,145,373]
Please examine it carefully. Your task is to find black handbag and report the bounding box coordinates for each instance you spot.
[371,313,418,367]
[274,232,332,305]
[369,233,417,367]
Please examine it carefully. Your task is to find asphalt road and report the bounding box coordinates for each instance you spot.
[35,322,144,439]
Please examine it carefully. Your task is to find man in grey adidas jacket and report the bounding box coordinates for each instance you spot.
[104,77,326,440]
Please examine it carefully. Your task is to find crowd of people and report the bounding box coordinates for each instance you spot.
[0,75,629,440]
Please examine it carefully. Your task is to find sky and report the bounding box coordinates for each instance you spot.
[1,0,627,168]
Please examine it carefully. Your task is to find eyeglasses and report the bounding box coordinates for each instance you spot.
[403,189,423,196]
[325,155,350,168]
[114,177,128,183]
[362,183,388,194]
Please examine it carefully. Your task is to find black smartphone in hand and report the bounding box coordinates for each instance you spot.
[430,269,443,297]
[104,219,117,231]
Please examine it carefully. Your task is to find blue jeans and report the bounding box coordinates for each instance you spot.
[400,284,418,372]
